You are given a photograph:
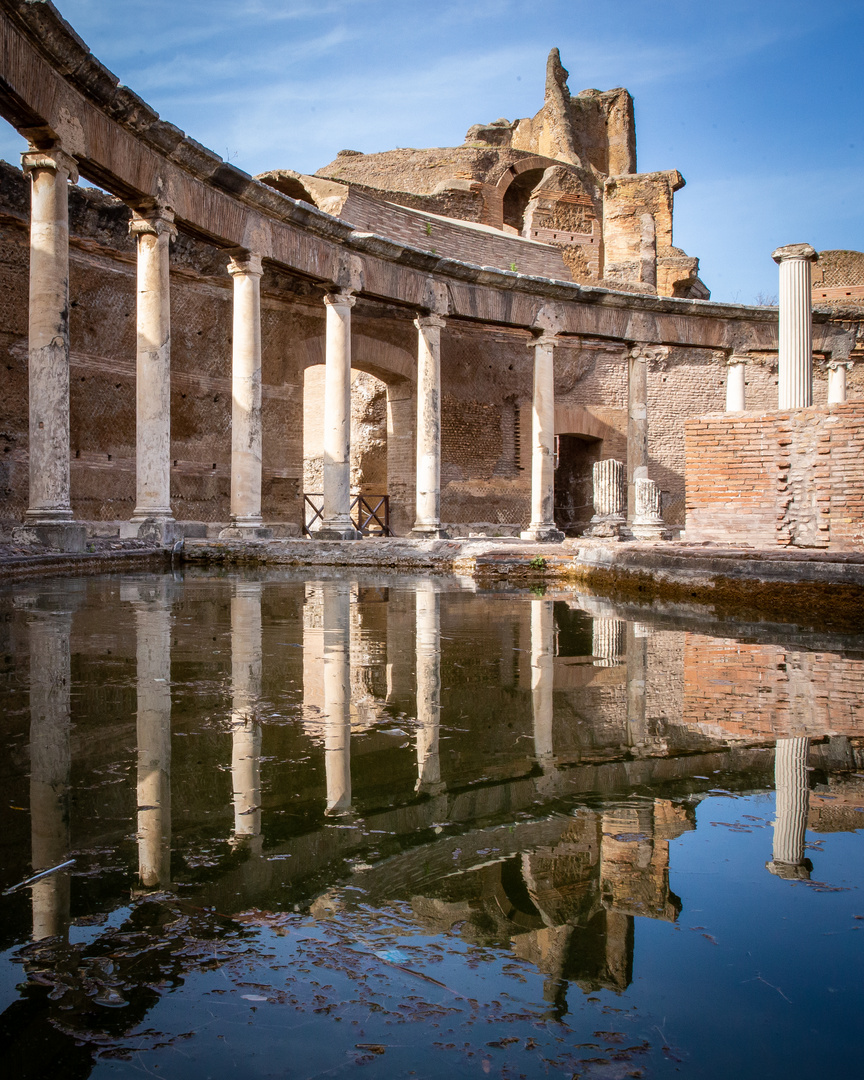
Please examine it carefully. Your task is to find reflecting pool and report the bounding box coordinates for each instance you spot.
[1,569,863,1078]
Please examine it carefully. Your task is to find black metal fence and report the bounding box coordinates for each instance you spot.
[303,494,392,537]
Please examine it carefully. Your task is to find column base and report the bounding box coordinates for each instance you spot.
[316,523,360,540]
[411,524,450,540]
[218,524,274,539]
[583,513,628,539]
[120,517,180,546]
[13,522,87,552]
[629,518,668,542]
[766,859,812,881]
[520,525,565,543]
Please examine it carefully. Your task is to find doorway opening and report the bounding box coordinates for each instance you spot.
[553,434,602,535]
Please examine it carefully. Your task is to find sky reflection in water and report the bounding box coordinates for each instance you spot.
[0,569,862,1079]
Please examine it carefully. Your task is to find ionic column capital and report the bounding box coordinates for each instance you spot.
[727,352,750,367]
[415,313,446,331]
[777,244,816,264]
[629,342,668,365]
[529,332,557,350]
[21,147,79,184]
[772,243,818,264]
[826,358,853,371]
[129,203,177,240]
[227,251,263,278]
[324,290,356,310]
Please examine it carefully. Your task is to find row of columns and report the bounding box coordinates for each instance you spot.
[725,244,852,413]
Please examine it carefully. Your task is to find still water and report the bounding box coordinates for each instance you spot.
[1,569,863,1079]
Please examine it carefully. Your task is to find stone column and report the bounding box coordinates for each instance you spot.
[319,292,359,539]
[626,343,667,522]
[521,333,564,542]
[323,581,352,812]
[17,146,85,552]
[127,204,177,544]
[230,581,263,845]
[130,584,172,889]
[827,360,851,405]
[413,314,447,538]
[592,616,625,667]
[585,459,626,537]
[772,243,818,409]
[625,621,647,752]
[28,609,72,941]
[725,355,747,412]
[531,598,556,765]
[415,581,442,792]
[767,737,812,880]
[631,478,666,541]
[222,253,271,539]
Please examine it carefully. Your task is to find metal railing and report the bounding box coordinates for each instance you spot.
[303,494,392,537]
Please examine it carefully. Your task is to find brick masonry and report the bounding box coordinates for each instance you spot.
[684,404,864,549]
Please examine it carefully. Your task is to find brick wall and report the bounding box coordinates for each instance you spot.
[684,404,864,548]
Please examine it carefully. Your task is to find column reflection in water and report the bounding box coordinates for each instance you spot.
[230,581,263,846]
[767,736,812,880]
[28,608,73,941]
[531,599,556,766]
[128,584,172,889]
[323,582,352,813]
[625,622,648,751]
[592,616,625,667]
[415,581,442,793]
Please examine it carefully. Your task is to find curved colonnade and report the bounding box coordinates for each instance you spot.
[2,0,855,548]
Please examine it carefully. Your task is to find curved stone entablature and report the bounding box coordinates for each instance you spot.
[0,0,853,358]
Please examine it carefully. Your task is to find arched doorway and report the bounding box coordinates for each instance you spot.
[502,168,546,234]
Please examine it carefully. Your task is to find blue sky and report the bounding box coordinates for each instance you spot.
[1,0,861,302]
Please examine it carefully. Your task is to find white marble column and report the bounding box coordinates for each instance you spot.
[127,204,177,542]
[131,585,172,889]
[827,360,850,405]
[772,243,818,409]
[521,333,564,542]
[531,598,556,765]
[415,581,442,792]
[725,355,747,412]
[223,253,270,537]
[585,458,626,537]
[592,616,625,667]
[631,477,666,541]
[230,581,263,844]
[18,146,86,552]
[767,736,811,880]
[323,582,352,812]
[320,292,359,539]
[413,314,446,538]
[626,344,666,523]
[28,609,72,941]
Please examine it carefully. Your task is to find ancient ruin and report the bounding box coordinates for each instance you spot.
[0,0,862,556]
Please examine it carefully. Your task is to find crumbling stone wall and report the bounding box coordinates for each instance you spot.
[685,403,864,548]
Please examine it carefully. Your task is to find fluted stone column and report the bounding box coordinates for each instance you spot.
[29,609,72,940]
[323,582,352,812]
[631,477,666,541]
[230,581,263,844]
[415,581,442,792]
[767,737,812,880]
[521,333,564,542]
[585,458,626,537]
[130,584,172,889]
[531,598,556,765]
[592,616,625,667]
[127,204,177,544]
[725,355,747,412]
[17,146,85,552]
[222,253,270,539]
[772,243,818,409]
[413,314,447,538]
[827,360,851,405]
[320,292,359,539]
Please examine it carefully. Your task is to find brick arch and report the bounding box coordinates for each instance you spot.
[296,331,414,387]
